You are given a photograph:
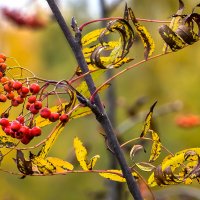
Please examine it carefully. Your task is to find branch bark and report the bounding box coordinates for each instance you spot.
[46,0,143,199]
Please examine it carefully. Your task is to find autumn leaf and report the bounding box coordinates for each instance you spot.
[73,137,100,170]
[37,122,65,158]
[148,148,200,187]
[46,157,74,172]
[128,8,155,60]
[16,150,33,176]
[0,135,17,148]
[149,130,162,162]
[99,170,138,182]
[140,101,157,137]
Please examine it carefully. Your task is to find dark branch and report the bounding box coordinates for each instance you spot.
[46,1,143,199]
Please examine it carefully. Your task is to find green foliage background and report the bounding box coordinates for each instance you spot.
[1,0,200,199]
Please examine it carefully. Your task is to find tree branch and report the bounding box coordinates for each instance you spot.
[46,0,143,199]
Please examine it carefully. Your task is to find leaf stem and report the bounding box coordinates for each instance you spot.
[79,17,170,31]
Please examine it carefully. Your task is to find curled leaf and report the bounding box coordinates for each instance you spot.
[148,148,200,187]
[136,162,155,172]
[130,145,145,161]
[128,8,155,60]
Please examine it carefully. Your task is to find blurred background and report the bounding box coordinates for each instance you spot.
[0,0,200,199]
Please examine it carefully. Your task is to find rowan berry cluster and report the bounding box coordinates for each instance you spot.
[1,8,46,29]
[0,53,70,144]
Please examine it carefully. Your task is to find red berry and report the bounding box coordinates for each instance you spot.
[4,126,14,137]
[14,96,24,104]
[40,107,51,119]
[20,86,29,94]
[15,131,23,139]
[0,63,7,72]
[16,115,25,124]
[30,83,40,94]
[30,126,41,137]
[29,104,39,114]
[7,91,15,100]
[34,100,42,110]
[49,112,60,122]
[11,99,19,107]
[59,114,69,123]
[18,125,30,136]
[11,120,21,131]
[26,102,31,110]
[3,83,12,92]
[0,72,3,79]
[0,58,4,63]
[0,76,9,84]
[28,95,36,103]
[13,81,22,90]
[0,118,9,127]
[0,94,7,102]
[0,53,6,61]
[20,136,31,144]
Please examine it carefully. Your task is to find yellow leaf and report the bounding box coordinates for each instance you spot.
[148,148,200,187]
[87,155,100,170]
[38,123,65,158]
[99,170,138,182]
[73,137,88,170]
[149,130,162,162]
[32,156,55,174]
[46,157,74,171]
[140,101,157,137]
[73,137,100,170]
[136,162,155,172]
[81,28,106,46]
[0,135,17,148]
[128,8,155,60]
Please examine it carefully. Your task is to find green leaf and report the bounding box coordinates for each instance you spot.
[99,170,138,182]
[149,130,162,162]
[128,8,155,60]
[73,137,100,170]
[140,101,157,137]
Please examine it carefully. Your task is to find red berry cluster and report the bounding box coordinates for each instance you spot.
[176,114,200,128]
[2,8,46,29]
[0,117,41,144]
[0,54,70,145]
